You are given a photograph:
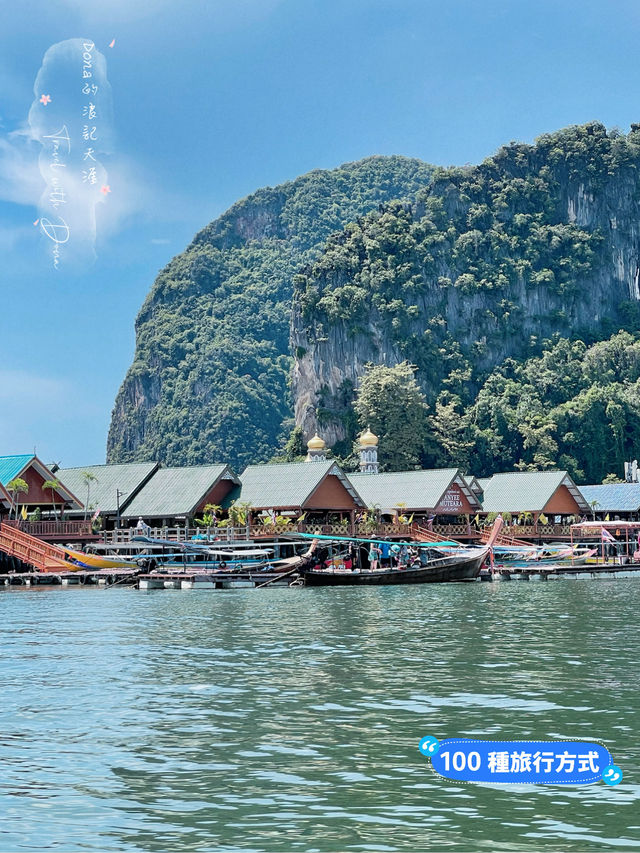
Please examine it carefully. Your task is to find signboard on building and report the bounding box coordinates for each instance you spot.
[435,483,470,515]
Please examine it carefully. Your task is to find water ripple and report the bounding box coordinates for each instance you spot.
[0,581,638,851]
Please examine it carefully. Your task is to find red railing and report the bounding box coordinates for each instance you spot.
[4,519,94,538]
[250,522,414,538]
[0,523,70,572]
[411,523,459,543]
[500,524,572,539]
[101,522,416,544]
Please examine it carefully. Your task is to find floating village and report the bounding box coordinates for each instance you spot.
[2,428,640,590]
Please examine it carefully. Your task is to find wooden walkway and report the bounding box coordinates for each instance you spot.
[137,570,291,590]
[0,568,141,587]
[411,523,461,544]
[0,523,71,572]
[479,528,532,548]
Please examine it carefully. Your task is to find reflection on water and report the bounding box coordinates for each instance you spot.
[1,581,639,851]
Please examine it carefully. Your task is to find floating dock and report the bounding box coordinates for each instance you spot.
[137,570,293,590]
[0,568,141,587]
[0,568,295,590]
[3,562,640,590]
[483,563,640,582]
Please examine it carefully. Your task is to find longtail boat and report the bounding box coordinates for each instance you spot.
[60,547,139,570]
[300,546,489,586]
[294,518,503,586]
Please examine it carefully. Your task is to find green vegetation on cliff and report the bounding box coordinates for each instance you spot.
[107,156,434,469]
[297,124,640,368]
[432,331,640,483]
[110,122,640,481]
[315,334,640,483]
[353,362,432,472]
[292,122,640,478]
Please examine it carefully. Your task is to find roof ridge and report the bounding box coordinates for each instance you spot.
[0,453,35,459]
[488,470,566,478]
[58,461,157,470]
[153,464,226,471]
[350,467,458,476]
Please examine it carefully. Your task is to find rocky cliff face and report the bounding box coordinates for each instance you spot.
[292,123,640,447]
[109,123,640,471]
[107,156,434,469]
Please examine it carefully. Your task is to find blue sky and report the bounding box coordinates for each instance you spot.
[2,0,640,466]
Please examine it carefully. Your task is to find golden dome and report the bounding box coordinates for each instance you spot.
[307,433,326,451]
[359,427,378,447]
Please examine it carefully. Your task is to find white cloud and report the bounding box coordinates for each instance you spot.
[0,130,44,207]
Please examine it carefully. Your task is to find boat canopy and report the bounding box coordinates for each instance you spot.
[203,548,274,557]
[287,531,466,548]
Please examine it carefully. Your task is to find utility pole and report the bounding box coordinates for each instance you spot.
[116,489,127,529]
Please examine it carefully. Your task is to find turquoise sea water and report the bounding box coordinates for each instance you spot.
[1,581,639,852]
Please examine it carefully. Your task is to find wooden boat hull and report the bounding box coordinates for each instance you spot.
[61,548,138,570]
[301,548,488,586]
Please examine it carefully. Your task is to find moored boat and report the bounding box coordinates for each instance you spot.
[60,548,139,570]
[300,546,489,586]
[293,516,503,586]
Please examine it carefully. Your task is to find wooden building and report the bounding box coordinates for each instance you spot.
[56,462,160,525]
[120,464,240,527]
[348,468,482,520]
[480,470,589,520]
[0,454,82,516]
[0,482,11,516]
[228,460,365,520]
[463,475,485,503]
[579,484,640,520]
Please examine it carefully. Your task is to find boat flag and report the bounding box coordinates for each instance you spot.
[605,514,610,521]
[91,507,101,522]
[601,528,616,543]
[20,504,28,520]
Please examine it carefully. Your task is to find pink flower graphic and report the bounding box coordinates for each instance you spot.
[101,185,111,195]
[39,94,51,105]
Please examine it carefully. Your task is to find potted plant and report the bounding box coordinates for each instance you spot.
[228,500,252,527]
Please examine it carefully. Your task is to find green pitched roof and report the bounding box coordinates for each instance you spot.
[57,462,160,515]
[122,465,238,518]
[0,455,35,487]
[349,468,480,511]
[481,470,589,513]
[462,474,483,495]
[231,461,364,509]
